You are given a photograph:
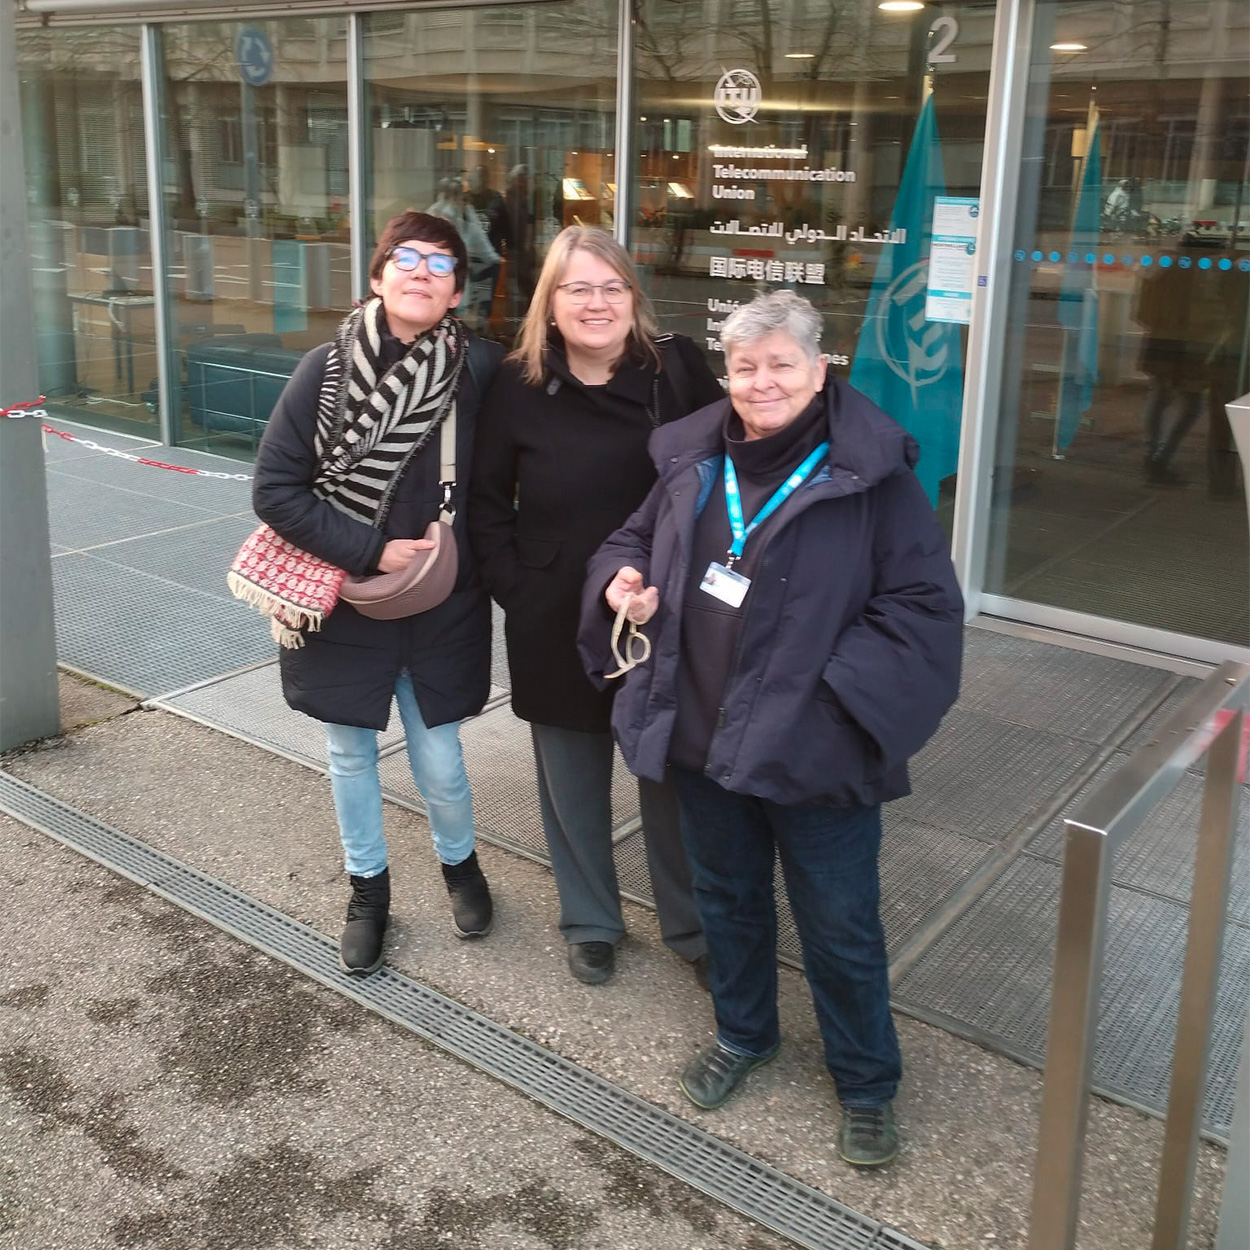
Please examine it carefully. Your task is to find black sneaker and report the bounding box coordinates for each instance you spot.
[567,941,615,985]
[838,1102,899,1167]
[340,868,390,976]
[679,1042,777,1110]
[441,851,493,938]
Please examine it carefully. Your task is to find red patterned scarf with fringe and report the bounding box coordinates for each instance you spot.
[229,300,464,647]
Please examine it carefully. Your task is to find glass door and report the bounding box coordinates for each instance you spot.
[157,18,351,455]
[362,0,620,346]
[631,0,997,521]
[19,26,155,438]
[983,0,1249,651]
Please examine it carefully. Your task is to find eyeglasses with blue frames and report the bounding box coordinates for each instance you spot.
[555,280,632,304]
[389,246,459,277]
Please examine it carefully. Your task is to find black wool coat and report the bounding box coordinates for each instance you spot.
[469,335,723,732]
[252,333,504,731]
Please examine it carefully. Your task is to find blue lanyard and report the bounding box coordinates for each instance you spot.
[723,441,829,566]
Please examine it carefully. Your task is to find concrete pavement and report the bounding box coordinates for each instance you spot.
[0,675,1230,1249]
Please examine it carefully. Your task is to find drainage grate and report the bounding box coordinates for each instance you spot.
[0,769,931,1250]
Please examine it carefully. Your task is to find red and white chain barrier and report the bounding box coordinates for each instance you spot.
[2,397,253,481]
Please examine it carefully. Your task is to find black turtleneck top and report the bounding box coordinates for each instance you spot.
[667,394,827,773]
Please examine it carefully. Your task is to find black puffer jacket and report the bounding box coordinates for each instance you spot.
[579,378,964,807]
[252,333,504,730]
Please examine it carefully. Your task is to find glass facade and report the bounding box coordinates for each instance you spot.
[158,18,350,453]
[984,0,1249,647]
[12,0,1250,662]
[362,1,618,341]
[18,26,154,436]
[632,0,995,517]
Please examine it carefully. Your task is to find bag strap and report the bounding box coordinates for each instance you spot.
[437,336,498,525]
[654,333,694,425]
[437,406,457,525]
[465,334,501,400]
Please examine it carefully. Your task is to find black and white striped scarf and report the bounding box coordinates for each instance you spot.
[312,298,466,527]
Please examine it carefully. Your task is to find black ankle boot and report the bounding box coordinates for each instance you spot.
[340,868,390,976]
[441,851,493,938]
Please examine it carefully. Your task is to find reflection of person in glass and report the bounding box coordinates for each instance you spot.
[1135,242,1242,488]
[580,291,963,1168]
[428,177,500,330]
[469,227,723,989]
[467,166,508,328]
[252,211,504,977]
[467,165,509,256]
[505,164,537,305]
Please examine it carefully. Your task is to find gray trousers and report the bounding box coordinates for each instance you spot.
[530,723,706,959]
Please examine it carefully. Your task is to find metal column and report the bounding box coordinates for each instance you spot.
[611,0,635,249]
[0,0,60,750]
[140,24,177,446]
[949,0,1035,615]
[1214,989,1250,1250]
[347,13,368,302]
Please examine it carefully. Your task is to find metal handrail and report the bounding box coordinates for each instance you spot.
[1028,659,1249,1250]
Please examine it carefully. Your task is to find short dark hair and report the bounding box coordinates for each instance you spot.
[368,210,469,295]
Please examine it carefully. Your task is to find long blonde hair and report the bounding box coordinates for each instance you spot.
[509,226,660,386]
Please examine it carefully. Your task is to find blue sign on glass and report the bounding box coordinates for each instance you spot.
[236,27,274,87]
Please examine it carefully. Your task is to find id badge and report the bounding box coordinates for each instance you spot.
[700,561,750,608]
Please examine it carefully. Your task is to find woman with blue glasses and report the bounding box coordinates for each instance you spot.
[252,210,503,976]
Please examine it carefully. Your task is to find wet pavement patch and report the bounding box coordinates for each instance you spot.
[144,940,364,1108]
[570,1134,720,1233]
[0,983,50,1009]
[111,1142,403,1250]
[86,996,143,1027]
[0,1044,185,1184]
[390,1178,593,1250]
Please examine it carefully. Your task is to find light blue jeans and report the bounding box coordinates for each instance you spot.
[324,672,476,878]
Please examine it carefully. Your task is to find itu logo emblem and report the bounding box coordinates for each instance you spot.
[877,260,953,400]
[714,69,762,125]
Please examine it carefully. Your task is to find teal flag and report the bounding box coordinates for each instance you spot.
[849,96,964,504]
[1054,118,1102,452]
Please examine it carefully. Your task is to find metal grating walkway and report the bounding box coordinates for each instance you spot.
[0,769,928,1250]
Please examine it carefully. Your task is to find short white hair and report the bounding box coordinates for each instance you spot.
[720,290,823,364]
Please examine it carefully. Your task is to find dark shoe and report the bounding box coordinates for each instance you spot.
[838,1102,899,1167]
[679,1042,777,1110]
[441,851,493,938]
[567,941,615,985]
[339,868,390,976]
[1145,458,1185,486]
[691,953,712,993]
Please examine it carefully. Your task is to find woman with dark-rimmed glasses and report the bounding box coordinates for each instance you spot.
[469,226,723,987]
[252,210,503,977]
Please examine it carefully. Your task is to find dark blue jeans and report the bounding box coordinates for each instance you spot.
[671,768,901,1108]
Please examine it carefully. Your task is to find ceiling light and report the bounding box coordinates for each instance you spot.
[785,52,816,59]
[1050,41,1088,52]
[878,1,924,12]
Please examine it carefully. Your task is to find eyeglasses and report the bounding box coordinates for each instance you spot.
[389,246,458,277]
[556,280,632,305]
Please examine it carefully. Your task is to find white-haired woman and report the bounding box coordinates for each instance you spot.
[469,226,723,986]
[580,290,963,1166]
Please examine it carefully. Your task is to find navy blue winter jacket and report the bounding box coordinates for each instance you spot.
[578,377,964,808]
